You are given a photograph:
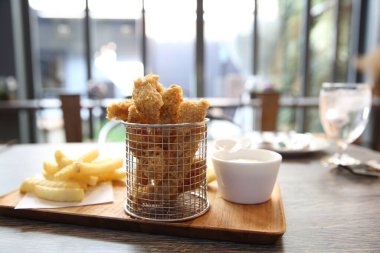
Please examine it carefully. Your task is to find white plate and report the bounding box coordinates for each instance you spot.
[215,132,330,156]
[247,132,330,155]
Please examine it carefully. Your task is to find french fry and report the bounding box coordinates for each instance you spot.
[70,179,88,190]
[71,174,90,184]
[69,174,96,188]
[43,171,54,180]
[20,178,83,193]
[93,158,112,164]
[78,149,99,163]
[55,150,73,169]
[43,161,59,174]
[109,169,126,181]
[53,163,79,181]
[20,149,124,203]
[98,169,126,182]
[43,163,56,180]
[20,177,40,193]
[34,185,84,202]
[87,176,99,186]
[77,158,123,175]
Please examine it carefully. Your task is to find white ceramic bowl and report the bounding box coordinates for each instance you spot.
[212,149,282,204]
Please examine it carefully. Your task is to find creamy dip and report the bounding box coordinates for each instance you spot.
[228,158,261,163]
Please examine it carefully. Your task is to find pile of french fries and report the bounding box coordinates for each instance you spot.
[19,150,125,202]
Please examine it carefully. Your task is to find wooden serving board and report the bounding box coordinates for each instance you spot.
[0,182,286,244]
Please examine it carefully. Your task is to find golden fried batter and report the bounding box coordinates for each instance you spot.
[127,104,146,124]
[145,73,165,94]
[177,99,210,123]
[169,99,210,169]
[106,99,133,121]
[126,105,150,158]
[132,76,164,124]
[160,84,183,124]
[107,73,210,206]
[131,159,206,205]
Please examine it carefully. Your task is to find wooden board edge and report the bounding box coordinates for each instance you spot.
[277,185,287,235]
[0,185,286,244]
[0,203,284,244]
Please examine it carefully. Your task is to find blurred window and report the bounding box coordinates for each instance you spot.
[145,0,196,97]
[27,0,360,135]
[89,0,143,98]
[29,0,87,97]
[203,0,254,98]
[255,0,354,132]
[306,0,353,132]
[256,0,303,131]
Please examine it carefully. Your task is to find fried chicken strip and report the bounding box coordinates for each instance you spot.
[106,99,133,121]
[143,73,165,94]
[126,104,150,158]
[107,73,211,207]
[131,158,206,205]
[177,99,210,123]
[132,76,164,124]
[127,104,146,124]
[171,99,210,164]
[160,84,183,124]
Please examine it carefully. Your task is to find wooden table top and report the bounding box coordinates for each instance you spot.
[1,142,379,252]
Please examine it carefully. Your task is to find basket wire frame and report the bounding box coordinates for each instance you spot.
[123,120,209,222]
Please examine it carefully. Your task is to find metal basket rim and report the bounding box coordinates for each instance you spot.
[124,195,210,222]
[121,118,209,128]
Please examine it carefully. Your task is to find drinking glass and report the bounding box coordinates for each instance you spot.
[319,83,372,166]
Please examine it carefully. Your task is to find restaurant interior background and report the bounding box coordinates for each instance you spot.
[0,0,379,149]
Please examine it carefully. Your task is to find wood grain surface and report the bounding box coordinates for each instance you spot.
[0,181,285,244]
[1,143,380,252]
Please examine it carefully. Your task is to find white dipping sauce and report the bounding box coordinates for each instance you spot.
[228,159,260,163]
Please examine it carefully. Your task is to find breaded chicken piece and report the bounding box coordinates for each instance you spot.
[132,76,164,124]
[108,73,211,206]
[106,99,133,121]
[132,158,206,205]
[173,99,210,162]
[134,73,165,94]
[160,84,183,124]
[126,104,150,158]
[144,73,165,94]
[177,99,210,123]
[127,104,146,124]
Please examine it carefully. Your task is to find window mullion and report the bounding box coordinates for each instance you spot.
[196,0,204,98]
[297,0,311,132]
[332,0,342,82]
[84,0,92,82]
[252,0,258,75]
[142,0,147,75]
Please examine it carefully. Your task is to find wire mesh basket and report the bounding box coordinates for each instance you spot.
[123,119,210,222]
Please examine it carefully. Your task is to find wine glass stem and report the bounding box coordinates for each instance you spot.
[336,140,347,161]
